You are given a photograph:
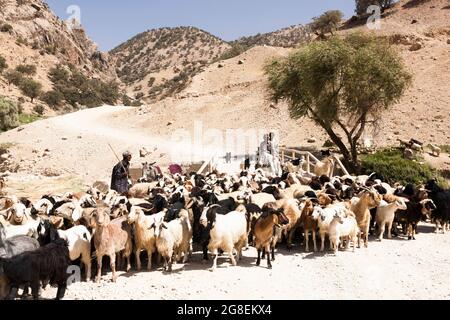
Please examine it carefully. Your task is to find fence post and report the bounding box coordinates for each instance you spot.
[306,154,311,174]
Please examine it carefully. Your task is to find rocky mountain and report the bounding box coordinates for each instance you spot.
[232,24,311,48]
[0,0,118,116]
[110,26,231,102]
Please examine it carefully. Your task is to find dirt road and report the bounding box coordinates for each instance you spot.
[40,223,450,300]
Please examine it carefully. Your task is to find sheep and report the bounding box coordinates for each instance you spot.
[128,183,153,198]
[91,206,132,283]
[328,213,359,254]
[349,189,382,248]
[254,207,289,269]
[152,209,192,272]
[429,144,441,157]
[200,208,247,271]
[0,235,71,300]
[30,198,54,216]
[57,226,92,282]
[249,192,276,209]
[312,204,349,252]
[127,207,165,271]
[3,218,43,239]
[51,201,83,224]
[4,203,30,226]
[375,198,408,241]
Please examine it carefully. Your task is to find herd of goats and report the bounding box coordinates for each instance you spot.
[0,156,449,300]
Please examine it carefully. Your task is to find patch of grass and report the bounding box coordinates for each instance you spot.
[18,113,42,125]
[361,148,442,185]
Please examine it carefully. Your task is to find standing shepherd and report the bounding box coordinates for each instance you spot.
[111,151,132,195]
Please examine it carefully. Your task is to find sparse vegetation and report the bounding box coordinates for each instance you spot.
[0,96,19,131]
[4,70,24,86]
[265,32,412,173]
[15,64,37,76]
[0,55,7,73]
[48,65,120,108]
[0,23,13,33]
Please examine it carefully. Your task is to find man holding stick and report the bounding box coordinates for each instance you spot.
[110,150,132,195]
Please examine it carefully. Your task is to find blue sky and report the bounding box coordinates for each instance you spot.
[45,1,355,52]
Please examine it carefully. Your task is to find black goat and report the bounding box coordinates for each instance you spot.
[425,179,450,232]
[0,234,71,300]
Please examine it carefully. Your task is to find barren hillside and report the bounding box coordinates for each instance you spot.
[110,27,231,102]
[232,24,311,48]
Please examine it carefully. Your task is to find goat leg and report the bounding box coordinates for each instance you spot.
[110,253,117,282]
[96,253,103,283]
[256,249,261,266]
[266,246,272,269]
[6,286,18,300]
[31,279,40,300]
[55,282,67,300]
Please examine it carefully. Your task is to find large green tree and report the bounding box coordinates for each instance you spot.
[310,10,343,39]
[265,32,412,172]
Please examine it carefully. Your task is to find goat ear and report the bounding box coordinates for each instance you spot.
[162,223,168,230]
[5,208,12,221]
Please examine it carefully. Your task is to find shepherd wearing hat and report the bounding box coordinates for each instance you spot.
[111,150,132,195]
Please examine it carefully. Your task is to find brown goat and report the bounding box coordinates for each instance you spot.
[299,199,318,252]
[349,190,382,248]
[91,207,132,283]
[254,207,289,269]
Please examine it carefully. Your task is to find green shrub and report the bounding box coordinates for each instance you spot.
[0,24,13,33]
[0,96,19,131]
[4,70,24,86]
[32,104,45,116]
[19,79,42,102]
[48,65,120,108]
[41,90,64,109]
[130,100,143,107]
[122,94,132,106]
[0,55,7,73]
[361,149,440,185]
[15,64,37,76]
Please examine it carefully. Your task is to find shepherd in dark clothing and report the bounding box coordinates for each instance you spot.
[111,151,132,195]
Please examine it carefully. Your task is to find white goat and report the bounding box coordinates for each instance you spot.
[200,209,247,271]
[58,226,92,281]
[312,205,349,252]
[328,213,360,254]
[153,209,192,272]
[127,208,165,271]
[375,198,408,241]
